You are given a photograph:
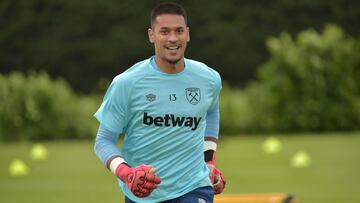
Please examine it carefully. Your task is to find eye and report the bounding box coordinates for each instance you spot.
[176,28,185,34]
[159,30,169,35]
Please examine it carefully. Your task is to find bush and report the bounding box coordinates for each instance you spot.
[0,71,99,141]
[220,83,279,134]
[223,24,360,133]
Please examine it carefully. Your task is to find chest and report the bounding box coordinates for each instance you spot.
[129,77,214,117]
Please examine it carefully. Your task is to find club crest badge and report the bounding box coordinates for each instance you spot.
[185,88,201,105]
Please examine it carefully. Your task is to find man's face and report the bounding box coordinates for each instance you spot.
[148,14,190,65]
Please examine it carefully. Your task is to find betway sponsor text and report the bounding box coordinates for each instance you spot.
[143,112,202,131]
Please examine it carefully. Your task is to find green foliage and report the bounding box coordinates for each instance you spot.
[221,24,360,133]
[1,0,360,92]
[220,83,278,133]
[220,83,252,134]
[0,72,99,141]
[260,24,360,131]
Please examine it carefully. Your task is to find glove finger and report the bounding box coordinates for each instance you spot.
[134,190,150,198]
[138,186,151,195]
[214,187,223,195]
[145,173,161,184]
[213,174,225,195]
[214,181,224,194]
[139,166,161,184]
[131,171,146,192]
[139,164,155,173]
[132,186,152,198]
[135,170,146,182]
[133,191,143,197]
[141,181,157,190]
[144,172,155,182]
[154,175,161,184]
[148,167,156,174]
[214,174,226,187]
[146,174,161,184]
[213,174,220,185]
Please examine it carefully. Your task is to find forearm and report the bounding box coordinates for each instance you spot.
[204,97,219,163]
[94,124,123,169]
[204,100,220,139]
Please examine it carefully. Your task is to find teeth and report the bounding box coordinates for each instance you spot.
[167,46,179,50]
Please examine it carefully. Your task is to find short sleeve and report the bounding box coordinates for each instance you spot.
[208,71,222,111]
[94,77,128,134]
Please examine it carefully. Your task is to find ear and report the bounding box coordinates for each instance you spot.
[186,27,190,43]
[148,28,154,43]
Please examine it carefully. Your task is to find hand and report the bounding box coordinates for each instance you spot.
[207,164,226,194]
[116,164,161,198]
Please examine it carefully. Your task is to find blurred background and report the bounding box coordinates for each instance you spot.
[0,0,359,202]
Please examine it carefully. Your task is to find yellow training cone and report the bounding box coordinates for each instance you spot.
[291,151,311,168]
[30,144,48,161]
[263,137,282,154]
[9,159,29,176]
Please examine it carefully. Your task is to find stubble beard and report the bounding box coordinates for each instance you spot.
[161,53,183,65]
[166,57,181,65]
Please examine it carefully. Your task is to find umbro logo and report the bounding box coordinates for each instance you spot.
[145,93,156,102]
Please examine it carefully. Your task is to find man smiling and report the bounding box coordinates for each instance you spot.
[94,2,226,203]
[148,9,190,71]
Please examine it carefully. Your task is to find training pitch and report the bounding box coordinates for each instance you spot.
[0,132,359,203]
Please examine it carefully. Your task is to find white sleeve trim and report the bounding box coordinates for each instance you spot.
[109,157,126,174]
[204,140,217,151]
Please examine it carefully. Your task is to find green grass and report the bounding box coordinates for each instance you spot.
[1,133,360,203]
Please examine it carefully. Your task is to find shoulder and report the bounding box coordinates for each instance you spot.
[112,58,151,87]
[185,58,222,86]
[105,58,151,98]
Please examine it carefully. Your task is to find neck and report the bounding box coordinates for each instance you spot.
[155,56,185,74]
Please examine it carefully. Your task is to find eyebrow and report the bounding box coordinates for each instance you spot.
[159,26,185,30]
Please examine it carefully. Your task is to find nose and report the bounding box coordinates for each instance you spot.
[168,31,178,42]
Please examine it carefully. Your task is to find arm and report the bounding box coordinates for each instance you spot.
[204,99,226,194]
[94,125,161,198]
[94,125,122,167]
[94,79,160,198]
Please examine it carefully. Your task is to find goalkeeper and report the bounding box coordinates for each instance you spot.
[94,2,226,203]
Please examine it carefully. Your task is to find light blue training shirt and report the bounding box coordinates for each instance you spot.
[94,56,221,202]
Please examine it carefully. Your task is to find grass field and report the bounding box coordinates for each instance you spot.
[1,133,359,203]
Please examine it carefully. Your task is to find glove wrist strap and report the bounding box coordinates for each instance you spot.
[109,157,126,175]
[204,140,217,151]
[204,140,217,165]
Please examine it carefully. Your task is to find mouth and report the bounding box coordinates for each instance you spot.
[165,45,180,50]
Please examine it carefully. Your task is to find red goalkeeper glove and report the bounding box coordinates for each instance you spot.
[115,164,161,198]
[205,151,226,194]
[207,163,226,194]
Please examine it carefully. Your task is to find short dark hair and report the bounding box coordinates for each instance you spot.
[150,2,187,26]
